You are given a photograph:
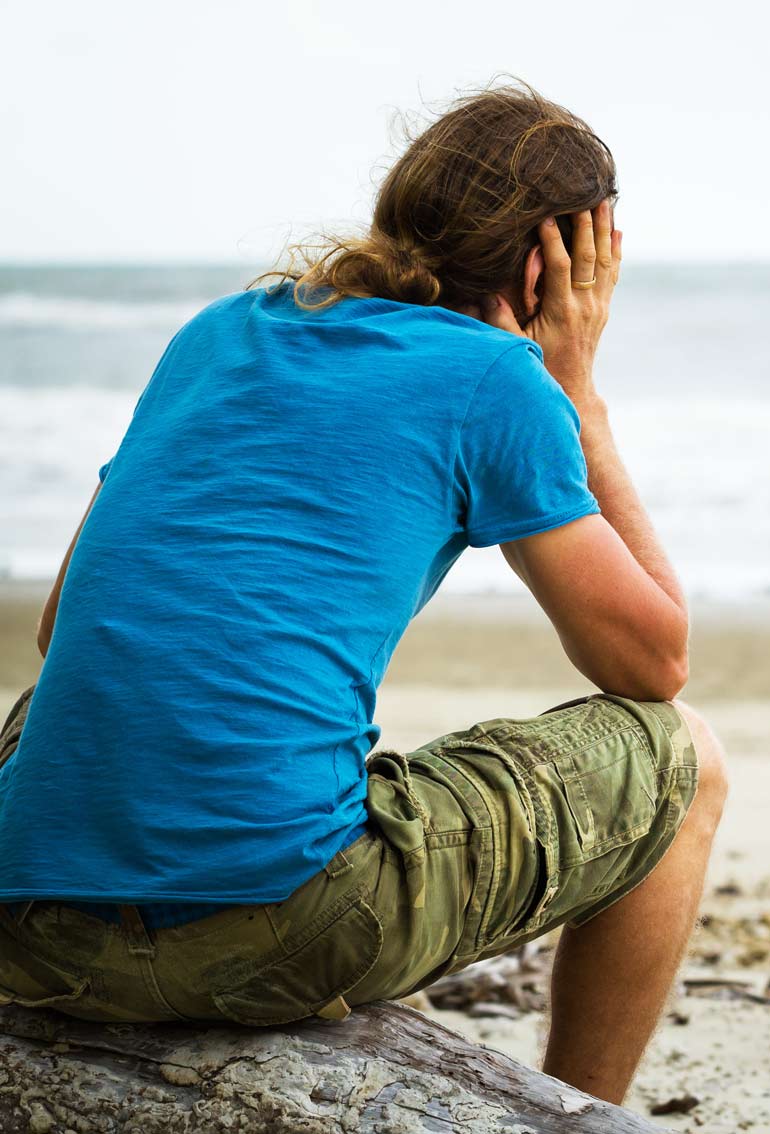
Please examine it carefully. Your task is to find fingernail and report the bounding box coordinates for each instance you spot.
[545,215,556,226]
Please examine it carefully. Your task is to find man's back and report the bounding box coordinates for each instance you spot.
[0,283,596,905]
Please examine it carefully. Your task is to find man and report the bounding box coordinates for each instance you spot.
[0,198,727,1109]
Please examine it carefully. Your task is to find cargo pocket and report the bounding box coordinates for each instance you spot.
[551,733,658,868]
[0,967,91,1011]
[212,889,384,1028]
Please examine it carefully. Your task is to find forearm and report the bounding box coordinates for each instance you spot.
[575,392,688,618]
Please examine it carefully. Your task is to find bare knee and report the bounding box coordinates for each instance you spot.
[672,699,729,829]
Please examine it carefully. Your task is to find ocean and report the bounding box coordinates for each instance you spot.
[1,262,768,606]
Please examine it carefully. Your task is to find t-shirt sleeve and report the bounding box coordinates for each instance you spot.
[97,385,147,484]
[455,340,600,548]
[98,457,114,484]
[95,325,186,486]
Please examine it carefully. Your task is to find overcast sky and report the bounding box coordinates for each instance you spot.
[2,0,767,264]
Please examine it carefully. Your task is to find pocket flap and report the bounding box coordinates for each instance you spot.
[553,738,657,861]
[0,973,90,1009]
[212,893,383,1027]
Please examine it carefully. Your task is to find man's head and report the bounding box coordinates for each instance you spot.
[252,75,619,316]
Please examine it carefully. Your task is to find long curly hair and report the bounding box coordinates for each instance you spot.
[248,74,619,319]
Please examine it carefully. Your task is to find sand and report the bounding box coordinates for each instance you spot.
[1,581,769,1130]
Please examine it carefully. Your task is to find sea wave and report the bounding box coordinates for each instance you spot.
[0,293,205,330]
[2,387,769,605]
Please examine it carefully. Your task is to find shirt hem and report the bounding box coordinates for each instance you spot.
[466,500,601,548]
[0,820,373,907]
[0,889,297,903]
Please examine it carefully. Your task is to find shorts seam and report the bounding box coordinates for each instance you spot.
[424,829,473,842]
[427,750,500,953]
[566,767,700,929]
[438,721,646,768]
[644,700,677,739]
[428,750,494,831]
[664,767,700,834]
[526,723,650,770]
[558,814,659,863]
[556,733,647,783]
[636,701,698,770]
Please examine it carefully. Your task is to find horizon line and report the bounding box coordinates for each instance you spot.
[1,256,769,270]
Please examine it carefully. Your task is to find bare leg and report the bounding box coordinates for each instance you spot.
[541,701,728,1104]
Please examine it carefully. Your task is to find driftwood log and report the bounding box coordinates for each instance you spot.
[0,999,670,1134]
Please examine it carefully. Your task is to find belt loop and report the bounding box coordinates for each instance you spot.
[324,848,354,879]
[118,904,156,957]
[372,748,431,830]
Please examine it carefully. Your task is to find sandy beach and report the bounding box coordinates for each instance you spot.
[1,581,768,1130]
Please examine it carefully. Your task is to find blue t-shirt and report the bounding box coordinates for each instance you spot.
[0,284,599,925]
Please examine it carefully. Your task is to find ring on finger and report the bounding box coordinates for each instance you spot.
[571,277,597,289]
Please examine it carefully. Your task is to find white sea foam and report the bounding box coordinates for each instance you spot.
[0,292,205,330]
[1,386,768,603]
[2,263,768,605]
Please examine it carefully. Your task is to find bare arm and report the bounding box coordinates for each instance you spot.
[37,482,102,657]
[577,394,686,615]
[501,506,689,702]
[480,202,688,701]
[500,397,689,700]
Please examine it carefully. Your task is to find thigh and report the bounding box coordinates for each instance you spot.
[349,693,699,1004]
[461,692,700,960]
[347,736,542,1005]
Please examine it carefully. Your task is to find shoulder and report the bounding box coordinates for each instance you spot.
[161,290,260,352]
[380,303,546,374]
[184,289,256,328]
[470,334,566,405]
[460,337,583,443]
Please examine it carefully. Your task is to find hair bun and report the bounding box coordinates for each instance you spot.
[394,241,424,264]
[248,77,618,312]
[380,238,442,305]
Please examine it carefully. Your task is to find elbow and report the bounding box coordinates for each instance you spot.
[588,645,690,704]
[625,646,690,704]
[650,650,689,702]
[629,607,690,703]
[567,607,691,704]
[657,612,690,700]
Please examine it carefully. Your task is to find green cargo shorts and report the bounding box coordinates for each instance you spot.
[0,685,698,1026]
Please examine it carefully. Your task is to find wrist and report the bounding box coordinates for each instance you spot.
[543,359,600,414]
[571,391,609,429]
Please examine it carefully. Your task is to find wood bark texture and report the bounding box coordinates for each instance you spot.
[0,1000,670,1133]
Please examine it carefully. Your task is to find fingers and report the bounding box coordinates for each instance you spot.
[538,216,573,306]
[611,227,623,286]
[570,208,597,287]
[539,201,621,302]
[593,199,614,291]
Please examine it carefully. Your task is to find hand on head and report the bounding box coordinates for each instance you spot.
[463,199,622,407]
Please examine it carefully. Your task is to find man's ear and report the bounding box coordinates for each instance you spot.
[521,243,546,320]
[499,244,546,326]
